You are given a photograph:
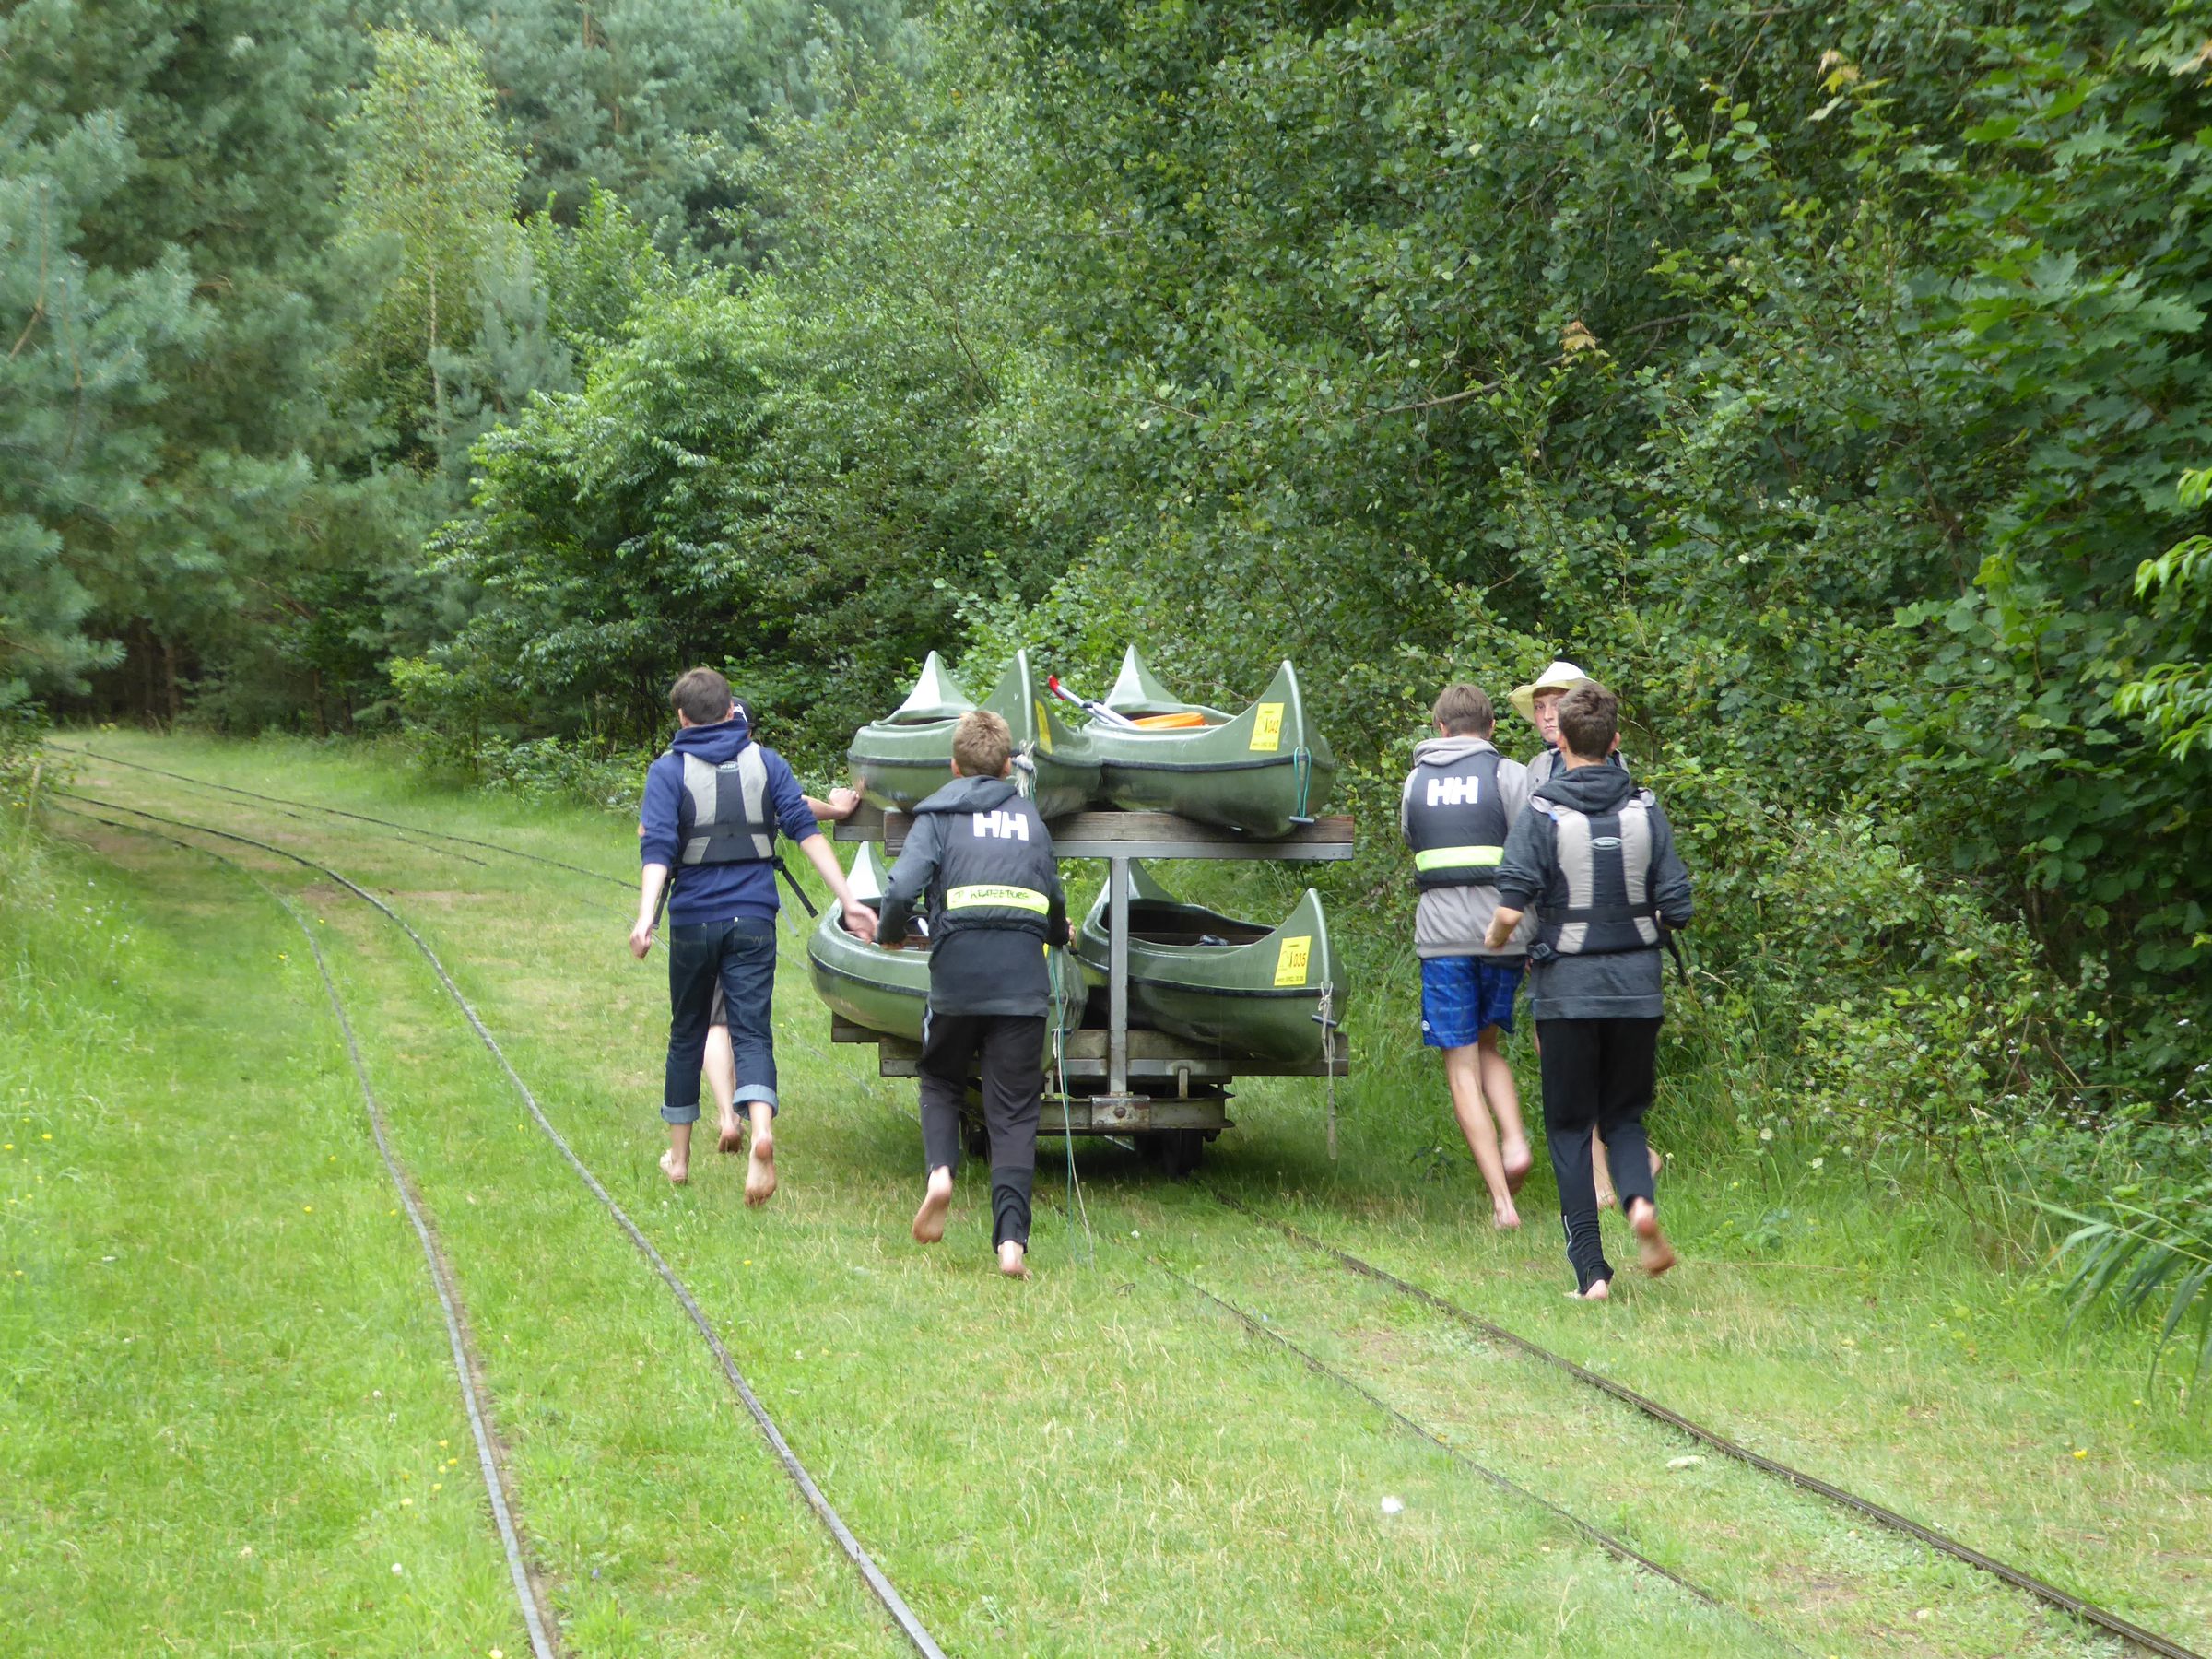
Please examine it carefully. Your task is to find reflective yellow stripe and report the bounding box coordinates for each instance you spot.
[946,884,1050,913]
[1413,844,1503,871]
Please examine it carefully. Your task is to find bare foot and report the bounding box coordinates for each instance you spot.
[744,1129,778,1207]
[997,1241,1030,1279]
[1568,1277,1611,1301]
[1648,1146,1665,1182]
[716,1111,745,1155]
[658,1148,688,1186]
[911,1168,952,1243]
[1629,1199,1676,1277]
[1594,1183,1618,1211]
[1501,1138,1535,1194]
[1492,1200,1522,1230]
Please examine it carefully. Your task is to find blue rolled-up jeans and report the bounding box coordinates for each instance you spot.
[663,916,778,1124]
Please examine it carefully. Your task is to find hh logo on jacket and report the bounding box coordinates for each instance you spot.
[971,809,1030,841]
[1426,775,1481,807]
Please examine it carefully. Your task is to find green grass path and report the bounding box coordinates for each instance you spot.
[7,732,2206,1656]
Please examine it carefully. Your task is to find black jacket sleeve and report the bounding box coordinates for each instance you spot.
[1494,802,1552,912]
[877,815,942,944]
[1648,802,1694,928]
[1045,860,1070,947]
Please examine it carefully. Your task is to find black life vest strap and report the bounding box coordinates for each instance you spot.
[1552,900,1662,926]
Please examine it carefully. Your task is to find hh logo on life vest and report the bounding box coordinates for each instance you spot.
[971,809,1030,841]
[1426,775,1481,807]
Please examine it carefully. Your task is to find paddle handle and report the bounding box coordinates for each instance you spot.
[1046,674,1139,729]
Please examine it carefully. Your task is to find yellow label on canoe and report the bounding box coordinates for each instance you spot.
[1033,700,1053,754]
[1249,701,1285,752]
[1274,935,1312,987]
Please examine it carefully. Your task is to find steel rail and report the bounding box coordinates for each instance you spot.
[1143,1253,1800,1655]
[53,803,561,1659]
[53,743,632,890]
[1215,1193,2208,1659]
[57,792,948,1659]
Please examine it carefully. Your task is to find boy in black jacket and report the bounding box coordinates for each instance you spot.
[877,711,1071,1278]
[1486,681,1692,1300]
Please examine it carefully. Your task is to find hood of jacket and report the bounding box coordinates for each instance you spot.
[1534,758,1638,815]
[911,773,1021,816]
[1410,735,1500,769]
[669,716,754,764]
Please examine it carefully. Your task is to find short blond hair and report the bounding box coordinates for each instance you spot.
[951,709,1013,777]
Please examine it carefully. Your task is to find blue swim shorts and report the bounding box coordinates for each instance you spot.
[1418,955,1525,1048]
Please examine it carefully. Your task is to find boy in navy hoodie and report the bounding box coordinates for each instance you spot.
[632,667,877,1194]
[1487,681,1691,1300]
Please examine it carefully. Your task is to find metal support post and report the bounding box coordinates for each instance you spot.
[1107,854,1131,1099]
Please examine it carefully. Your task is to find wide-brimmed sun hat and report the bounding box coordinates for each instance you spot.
[1508,659,1594,723]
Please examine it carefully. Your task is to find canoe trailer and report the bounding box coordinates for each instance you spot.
[832,806,1355,1174]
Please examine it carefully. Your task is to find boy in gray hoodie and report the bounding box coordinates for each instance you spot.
[1402,684,1536,1228]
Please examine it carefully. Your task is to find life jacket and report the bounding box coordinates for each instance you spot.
[1526,747,1625,788]
[673,741,775,867]
[924,789,1057,942]
[1531,788,1663,958]
[1404,748,1510,890]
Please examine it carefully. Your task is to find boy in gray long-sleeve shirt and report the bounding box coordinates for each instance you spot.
[1401,684,1537,1228]
[1487,681,1692,1299]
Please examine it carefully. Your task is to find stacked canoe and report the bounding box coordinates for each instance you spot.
[1075,862,1342,1064]
[822,645,1349,1066]
[847,645,1336,838]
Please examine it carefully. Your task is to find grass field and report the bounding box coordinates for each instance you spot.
[5,732,2206,1656]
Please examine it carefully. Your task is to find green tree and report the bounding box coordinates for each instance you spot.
[338,22,526,467]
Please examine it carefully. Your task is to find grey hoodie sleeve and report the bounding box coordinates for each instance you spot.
[877,815,943,944]
[1497,755,1532,823]
[1494,800,1551,912]
[1647,801,1693,927]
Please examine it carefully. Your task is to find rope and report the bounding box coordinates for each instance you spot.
[1318,979,1339,1162]
[54,792,948,1659]
[1050,960,1095,1266]
[53,803,560,1659]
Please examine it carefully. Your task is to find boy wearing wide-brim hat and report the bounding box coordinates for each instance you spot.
[1511,659,1602,789]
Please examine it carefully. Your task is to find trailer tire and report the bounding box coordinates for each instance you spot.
[1159,1128,1205,1179]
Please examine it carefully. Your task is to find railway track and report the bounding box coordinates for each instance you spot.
[55,789,947,1659]
[47,758,2208,1658]
[1201,1191,2206,1659]
[54,803,563,1659]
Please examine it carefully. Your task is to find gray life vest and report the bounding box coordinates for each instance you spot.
[1526,747,1626,788]
[1532,788,1663,958]
[675,743,774,867]
[1404,748,1510,890]
[926,792,1057,942]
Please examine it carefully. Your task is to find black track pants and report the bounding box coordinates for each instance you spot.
[1535,1016,1661,1293]
[917,1011,1044,1250]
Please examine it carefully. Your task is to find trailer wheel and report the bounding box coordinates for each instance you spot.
[1158,1129,1206,1179]
[962,1117,990,1159]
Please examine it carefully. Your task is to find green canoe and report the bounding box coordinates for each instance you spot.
[807,842,1084,1049]
[1075,861,1345,1063]
[1088,647,1336,838]
[847,649,1099,820]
